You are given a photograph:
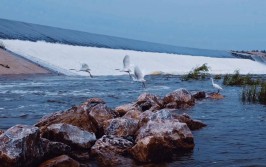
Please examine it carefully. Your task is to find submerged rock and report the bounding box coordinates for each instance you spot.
[38,155,80,167]
[207,92,224,99]
[91,135,134,166]
[35,99,99,136]
[173,113,207,130]
[163,88,195,109]
[103,118,138,137]
[42,123,96,149]
[0,125,70,167]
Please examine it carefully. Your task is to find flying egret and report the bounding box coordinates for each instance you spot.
[116,55,132,78]
[70,63,93,78]
[133,66,146,88]
[211,78,222,93]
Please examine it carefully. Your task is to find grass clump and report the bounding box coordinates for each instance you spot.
[0,40,6,50]
[242,82,266,104]
[182,63,209,81]
[223,70,261,86]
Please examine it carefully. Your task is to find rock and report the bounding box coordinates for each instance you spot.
[70,150,90,163]
[38,155,80,167]
[207,92,224,99]
[35,100,99,137]
[192,91,206,99]
[173,113,207,130]
[136,93,163,111]
[103,118,138,137]
[131,110,194,162]
[0,130,4,135]
[115,103,138,116]
[163,88,195,109]
[91,135,134,166]
[122,109,142,121]
[89,101,118,128]
[0,125,70,167]
[42,123,96,149]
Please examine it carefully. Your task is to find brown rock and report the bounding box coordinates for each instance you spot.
[91,135,134,166]
[38,155,80,167]
[207,92,224,99]
[136,93,163,111]
[42,123,96,149]
[115,103,138,116]
[173,113,207,130]
[122,109,142,121]
[192,91,206,99]
[0,125,70,167]
[103,118,138,137]
[0,130,4,135]
[35,100,99,136]
[163,88,195,109]
[131,110,194,162]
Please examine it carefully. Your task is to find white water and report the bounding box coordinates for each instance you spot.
[3,39,266,76]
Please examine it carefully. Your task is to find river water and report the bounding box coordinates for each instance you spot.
[0,74,265,166]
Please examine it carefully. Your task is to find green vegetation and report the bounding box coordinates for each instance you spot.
[214,74,222,80]
[242,83,266,104]
[223,70,261,86]
[182,63,209,81]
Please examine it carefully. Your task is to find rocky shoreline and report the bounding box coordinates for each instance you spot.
[0,89,223,167]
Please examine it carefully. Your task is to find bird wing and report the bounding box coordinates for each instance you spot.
[80,63,90,71]
[214,84,223,90]
[123,55,130,70]
[134,66,144,80]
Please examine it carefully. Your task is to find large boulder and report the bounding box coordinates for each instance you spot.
[115,103,138,116]
[163,88,195,109]
[42,123,96,149]
[103,118,138,138]
[91,135,134,166]
[136,93,163,112]
[192,91,206,99]
[131,110,194,162]
[38,155,80,167]
[35,99,99,137]
[0,125,70,167]
[122,109,142,121]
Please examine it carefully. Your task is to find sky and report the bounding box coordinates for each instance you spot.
[0,0,265,50]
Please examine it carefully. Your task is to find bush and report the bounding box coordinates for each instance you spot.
[182,63,209,81]
[223,70,261,86]
[242,82,266,104]
[0,40,5,50]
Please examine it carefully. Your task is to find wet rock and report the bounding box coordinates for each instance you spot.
[131,110,194,162]
[115,103,138,116]
[38,155,80,167]
[173,113,207,130]
[103,118,138,137]
[163,88,195,109]
[0,125,70,167]
[207,92,224,99]
[36,99,99,136]
[122,109,142,121]
[136,93,163,111]
[42,123,96,149]
[91,135,134,166]
[192,91,206,99]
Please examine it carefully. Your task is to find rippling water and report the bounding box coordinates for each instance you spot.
[0,74,266,166]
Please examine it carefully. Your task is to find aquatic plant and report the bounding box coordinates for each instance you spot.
[182,63,209,81]
[242,82,266,104]
[223,70,261,86]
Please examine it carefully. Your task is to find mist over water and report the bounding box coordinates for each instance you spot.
[0,75,266,166]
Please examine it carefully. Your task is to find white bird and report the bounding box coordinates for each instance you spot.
[80,63,93,78]
[133,66,146,88]
[211,78,222,93]
[116,55,132,78]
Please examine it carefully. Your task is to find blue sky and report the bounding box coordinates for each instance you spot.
[0,0,265,50]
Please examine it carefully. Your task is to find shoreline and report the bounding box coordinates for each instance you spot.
[0,48,53,76]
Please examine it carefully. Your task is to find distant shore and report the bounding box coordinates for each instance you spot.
[0,48,52,75]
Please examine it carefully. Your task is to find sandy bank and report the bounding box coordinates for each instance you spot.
[0,48,51,75]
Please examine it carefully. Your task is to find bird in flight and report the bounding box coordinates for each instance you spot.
[132,66,146,88]
[116,55,132,78]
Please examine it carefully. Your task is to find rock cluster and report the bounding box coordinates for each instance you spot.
[0,89,212,166]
